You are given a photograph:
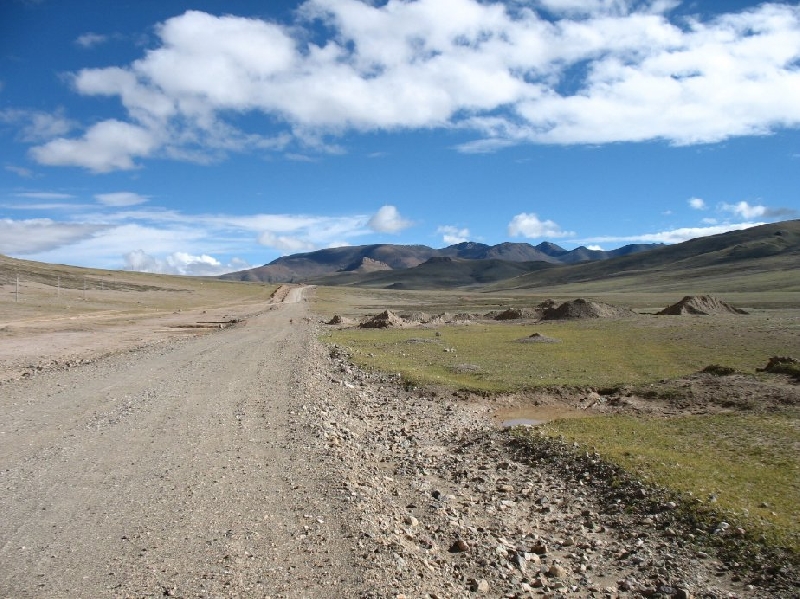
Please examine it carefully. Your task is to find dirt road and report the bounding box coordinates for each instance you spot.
[1,288,361,598]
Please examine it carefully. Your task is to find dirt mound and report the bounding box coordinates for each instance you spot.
[359,310,405,329]
[542,298,635,320]
[658,295,748,316]
[517,332,559,343]
[326,315,357,326]
[400,311,431,323]
[492,308,539,321]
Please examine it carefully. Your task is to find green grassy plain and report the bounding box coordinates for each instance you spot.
[326,312,799,392]
[314,285,800,562]
[524,413,800,553]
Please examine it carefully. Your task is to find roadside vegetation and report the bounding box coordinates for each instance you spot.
[519,413,800,555]
[327,316,797,392]
[316,286,800,569]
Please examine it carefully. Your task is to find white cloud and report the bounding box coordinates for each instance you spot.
[437,225,470,244]
[0,203,379,272]
[720,200,766,220]
[95,192,149,207]
[5,165,34,178]
[23,2,800,171]
[535,0,633,17]
[30,120,158,172]
[76,33,108,48]
[586,244,605,251]
[15,192,75,200]
[367,205,414,233]
[508,212,574,239]
[0,218,109,254]
[123,249,248,276]
[0,108,77,142]
[580,222,764,245]
[688,197,706,210]
[258,232,317,253]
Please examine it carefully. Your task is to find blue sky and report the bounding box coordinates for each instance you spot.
[1,0,798,275]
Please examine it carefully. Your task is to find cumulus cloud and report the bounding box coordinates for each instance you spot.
[0,203,379,272]
[123,249,248,276]
[258,232,317,253]
[22,2,800,171]
[0,218,109,254]
[579,222,764,245]
[437,225,471,244]
[508,212,574,239]
[720,200,767,220]
[0,108,77,142]
[30,120,158,172]
[94,192,149,206]
[368,205,414,233]
[688,197,706,210]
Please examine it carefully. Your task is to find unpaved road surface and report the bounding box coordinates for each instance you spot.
[1,288,362,598]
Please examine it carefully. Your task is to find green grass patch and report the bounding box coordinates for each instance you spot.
[327,317,798,392]
[530,413,800,554]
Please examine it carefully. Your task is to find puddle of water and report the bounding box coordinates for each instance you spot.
[501,417,544,428]
[495,406,589,429]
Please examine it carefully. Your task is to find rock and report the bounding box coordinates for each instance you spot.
[548,564,568,578]
[448,539,470,553]
[468,578,489,593]
[531,542,548,555]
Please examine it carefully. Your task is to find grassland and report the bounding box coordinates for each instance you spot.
[0,254,275,324]
[325,309,799,392]
[314,285,800,563]
[521,413,800,553]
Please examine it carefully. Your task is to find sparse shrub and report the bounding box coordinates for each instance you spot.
[702,364,738,376]
[758,356,800,381]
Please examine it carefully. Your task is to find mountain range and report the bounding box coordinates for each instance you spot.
[220,240,661,283]
[220,220,800,292]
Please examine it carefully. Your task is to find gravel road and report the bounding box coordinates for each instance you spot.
[1,287,362,598]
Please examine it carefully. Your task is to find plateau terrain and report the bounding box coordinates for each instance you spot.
[0,220,798,598]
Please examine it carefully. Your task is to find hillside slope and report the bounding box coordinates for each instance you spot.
[496,219,800,293]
